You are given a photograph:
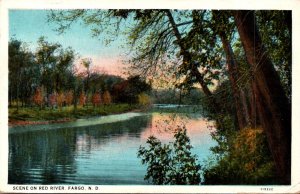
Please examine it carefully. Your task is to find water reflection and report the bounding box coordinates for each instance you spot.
[9,112,215,185]
[9,127,78,184]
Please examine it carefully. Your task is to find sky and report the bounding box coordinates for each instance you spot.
[9,9,129,77]
[8,9,188,89]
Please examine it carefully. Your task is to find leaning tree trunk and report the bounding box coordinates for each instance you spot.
[240,88,251,126]
[219,32,249,130]
[165,10,220,112]
[233,10,291,184]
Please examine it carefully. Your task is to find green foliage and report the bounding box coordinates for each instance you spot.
[152,88,206,105]
[102,91,112,105]
[138,127,201,185]
[199,80,237,130]
[32,87,44,108]
[137,93,151,106]
[202,80,278,185]
[9,39,39,107]
[46,9,291,185]
[91,92,101,107]
[203,127,279,185]
[112,75,151,104]
[8,37,154,114]
[256,10,291,101]
[9,37,76,108]
[36,37,75,94]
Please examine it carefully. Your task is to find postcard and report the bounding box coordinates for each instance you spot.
[0,0,300,193]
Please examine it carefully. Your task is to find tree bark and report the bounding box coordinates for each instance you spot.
[249,80,260,127]
[240,88,251,126]
[233,10,291,184]
[219,32,248,130]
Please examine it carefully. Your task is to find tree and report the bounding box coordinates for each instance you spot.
[122,10,222,106]
[54,47,75,93]
[81,58,92,95]
[112,75,151,104]
[48,10,219,105]
[138,127,201,185]
[65,91,74,106]
[49,92,57,108]
[233,10,291,184]
[35,37,75,98]
[126,75,151,103]
[138,93,151,106]
[102,91,112,105]
[165,10,214,94]
[256,10,291,100]
[56,92,65,108]
[204,10,251,130]
[32,87,44,109]
[91,92,101,107]
[36,37,61,97]
[79,91,86,106]
[9,39,39,109]
[9,37,76,110]
[48,9,291,184]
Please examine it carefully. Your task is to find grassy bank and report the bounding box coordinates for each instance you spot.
[9,104,139,125]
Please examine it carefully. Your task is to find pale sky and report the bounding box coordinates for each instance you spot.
[9,9,129,77]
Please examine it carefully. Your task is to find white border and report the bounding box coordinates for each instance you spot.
[1,0,300,193]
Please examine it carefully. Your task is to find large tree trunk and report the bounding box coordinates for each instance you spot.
[249,81,260,127]
[190,64,213,97]
[233,10,291,184]
[219,32,248,130]
[240,89,251,126]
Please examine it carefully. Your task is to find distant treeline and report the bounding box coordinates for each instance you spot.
[151,88,205,105]
[9,37,151,109]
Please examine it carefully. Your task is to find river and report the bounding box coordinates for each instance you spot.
[8,105,216,185]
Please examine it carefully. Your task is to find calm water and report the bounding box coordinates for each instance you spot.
[9,106,216,185]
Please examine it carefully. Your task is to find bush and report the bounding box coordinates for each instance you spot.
[102,91,112,105]
[138,127,201,185]
[203,127,279,185]
[138,93,151,107]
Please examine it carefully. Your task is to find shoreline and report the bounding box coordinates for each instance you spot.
[8,118,76,127]
[9,112,146,134]
[8,107,148,128]
[8,104,200,128]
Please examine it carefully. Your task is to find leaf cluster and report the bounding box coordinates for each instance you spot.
[137,127,201,185]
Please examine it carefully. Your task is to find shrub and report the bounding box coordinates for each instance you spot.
[203,127,279,185]
[49,92,57,108]
[56,92,65,108]
[138,93,151,107]
[65,91,74,106]
[92,92,101,107]
[79,92,86,106]
[32,87,44,108]
[102,91,112,105]
[138,127,201,185]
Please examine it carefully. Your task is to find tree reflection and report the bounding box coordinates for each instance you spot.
[9,115,151,184]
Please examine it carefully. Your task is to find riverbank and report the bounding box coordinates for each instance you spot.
[9,104,140,127]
